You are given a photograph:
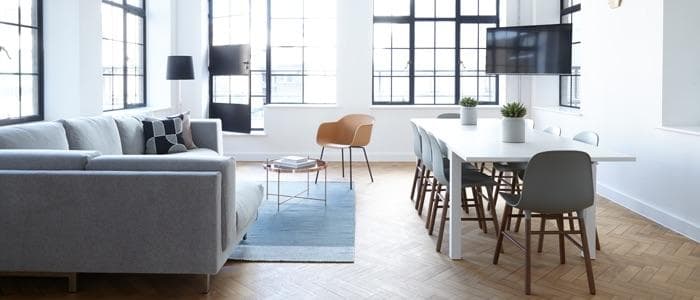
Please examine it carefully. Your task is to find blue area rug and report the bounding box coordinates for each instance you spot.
[229,181,355,263]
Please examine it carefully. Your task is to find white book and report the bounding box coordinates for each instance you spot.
[274,159,316,169]
[280,155,308,164]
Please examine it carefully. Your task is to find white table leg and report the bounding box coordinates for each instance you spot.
[448,151,463,259]
[581,162,598,259]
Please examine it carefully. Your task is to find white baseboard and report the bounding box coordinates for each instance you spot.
[597,183,700,242]
[226,151,416,162]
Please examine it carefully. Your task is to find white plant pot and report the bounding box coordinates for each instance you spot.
[502,117,526,143]
[460,106,477,125]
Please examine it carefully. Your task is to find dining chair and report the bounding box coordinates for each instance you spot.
[493,151,596,295]
[314,114,375,190]
[415,127,439,216]
[436,113,460,119]
[409,122,424,203]
[426,132,500,252]
[543,126,562,136]
[569,130,601,251]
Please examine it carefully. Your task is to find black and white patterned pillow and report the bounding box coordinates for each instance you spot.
[142,118,188,154]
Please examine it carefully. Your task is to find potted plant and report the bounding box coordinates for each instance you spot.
[500,102,527,143]
[459,97,478,125]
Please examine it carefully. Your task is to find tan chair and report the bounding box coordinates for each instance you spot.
[314,114,375,189]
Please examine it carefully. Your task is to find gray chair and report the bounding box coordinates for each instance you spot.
[493,151,596,295]
[409,122,424,203]
[543,126,562,136]
[425,132,500,252]
[436,113,460,119]
[415,127,437,216]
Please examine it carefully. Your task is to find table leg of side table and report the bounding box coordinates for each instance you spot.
[277,171,281,212]
[325,167,328,207]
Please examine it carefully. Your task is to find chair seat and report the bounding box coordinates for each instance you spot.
[499,192,520,206]
[444,167,497,187]
[494,162,528,172]
[319,142,351,148]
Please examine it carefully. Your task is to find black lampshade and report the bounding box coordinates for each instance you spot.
[166,56,194,80]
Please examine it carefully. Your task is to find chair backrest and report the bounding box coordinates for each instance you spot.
[426,132,449,185]
[417,127,432,170]
[573,131,600,146]
[437,113,460,119]
[517,151,594,213]
[337,114,375,146]
[409,122,422,158]
[543,126,562,136]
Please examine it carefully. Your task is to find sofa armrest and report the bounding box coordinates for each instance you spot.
[190,119,223,155]
[0,170,225,275]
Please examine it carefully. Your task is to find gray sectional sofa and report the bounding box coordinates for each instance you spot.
[0,115,263,292]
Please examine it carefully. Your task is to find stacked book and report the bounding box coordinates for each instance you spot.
[273,156,317,168]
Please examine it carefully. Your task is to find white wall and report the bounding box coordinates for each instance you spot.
[176,0,520,161]
[529,0,700,241]
[43,0,175,120]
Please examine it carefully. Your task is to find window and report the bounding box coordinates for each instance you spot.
[102,0,146,111]
[0,0,43,126]
[373,0,499,105]
[559,0,580,108]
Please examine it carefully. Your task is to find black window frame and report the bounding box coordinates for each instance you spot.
[0,0,44,126]
[559,0,580,109]
[372,0,500,106]
[101,0,147,112]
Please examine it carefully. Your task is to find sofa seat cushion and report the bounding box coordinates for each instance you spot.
[0,150,100,170]
[114,115,146,155]
[169,148,219,157]
[61,116,123,155]
[0,121,70,150]
[235,180,264,233]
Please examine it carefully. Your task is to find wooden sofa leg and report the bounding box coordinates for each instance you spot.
[200,274,211,294]
[68,273,78,293]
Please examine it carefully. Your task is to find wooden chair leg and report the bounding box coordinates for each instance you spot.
[415,169,428,211]
[410,159,421,201]
[493,205,512,264]
[428,189,441,235]
[537,215,546,253]
[425,182,439,229]
[486,186,500,234]
[361,147,374,182]
[577,216,597,295]
[476,188,488,234]
[436,193,450,252]
[596,230,601,251]
[556,215,566,264]
[341,148,345,177]
[315,147,325,184]
[514,208,523,232]
[525,211,532,295]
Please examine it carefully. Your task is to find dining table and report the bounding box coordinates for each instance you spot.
[411,118,636,259]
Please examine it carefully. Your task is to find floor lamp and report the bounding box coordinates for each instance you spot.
[166,55,195,112]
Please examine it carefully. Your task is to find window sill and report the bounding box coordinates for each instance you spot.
[265,104,337,109]
[223,130,267,137]
[103,105,171,116]
[370,104,501,110]
[532,106,583,116]
[657,126,700,137]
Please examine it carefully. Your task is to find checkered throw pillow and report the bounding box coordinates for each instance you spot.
[142,118,188,154]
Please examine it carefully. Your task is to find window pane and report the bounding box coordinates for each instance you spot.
[435,22,455,48]
[479,0,497,15]
[251,72,266,96]
[373,49,391,76]
[271,0,303,18]
[126,0,143,8]
[479,24,495,48]
[0,75,19,119]
[414,49,434,77]
[19,0,38,26]
[102,4,124,41]
[435,0,455,18]
[20,75,38,117]
[374,0,410,17]
[104,75,124,110]
[391,77,409,103]
[415,22,434,48]
[0,24,19,73]
[414,77,433,104]
[373,77,391,103]
[435,49,455,76]
[478,76,496,103]
[391,49,410,76]
[304,76,335,104]
[305,47,336,75]
[126,13,144,44]
[271,47,303,73]
[271,19,303,46]
[460,49,478,75]
[435,77,455,104]
[251,97,265,129]
[373,23,391,49]
[415,0,435,18]
[305,19,336,47]
[126,75,144,105]
[126,44,143,75]
[560,76,571,106]
[19,27,39,74]
[461,0,478,15]
[305,0,336,19]
[271,76,302,103]
[460,24,477,48]
[460,76,477,99]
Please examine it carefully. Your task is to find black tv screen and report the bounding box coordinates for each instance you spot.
[486,24,572,75]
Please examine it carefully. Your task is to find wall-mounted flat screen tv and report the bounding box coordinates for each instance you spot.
[486,24,572,75]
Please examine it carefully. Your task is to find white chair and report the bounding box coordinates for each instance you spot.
[543,126,562,136]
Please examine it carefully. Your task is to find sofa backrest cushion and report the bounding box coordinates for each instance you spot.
[0,121,70,150]
[0,150,100,170]
[86,155,236,249]
[60,116,123,155]
[113,115,145,154]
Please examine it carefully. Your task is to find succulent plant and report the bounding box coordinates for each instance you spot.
[500,102,527,118]
[459,97,478,107]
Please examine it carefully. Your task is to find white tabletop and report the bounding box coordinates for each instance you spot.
[412,118,635,163]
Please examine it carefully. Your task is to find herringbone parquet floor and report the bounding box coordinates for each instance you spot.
[1,162,698,299]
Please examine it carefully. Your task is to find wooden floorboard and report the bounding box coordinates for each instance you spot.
[1,162,698,299]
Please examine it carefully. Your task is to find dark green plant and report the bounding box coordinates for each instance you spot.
[459,97,478,107]
[500,102,527,118]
